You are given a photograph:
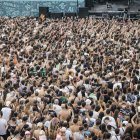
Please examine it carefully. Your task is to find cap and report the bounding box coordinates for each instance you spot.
[85,99,91,105]
[122,121,128,126]
[25,131,31,135]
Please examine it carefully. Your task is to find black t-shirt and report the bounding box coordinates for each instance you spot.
[104,94,110,103]
[107,81,113,89]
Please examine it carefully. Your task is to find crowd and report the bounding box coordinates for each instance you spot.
[0,16,140,140]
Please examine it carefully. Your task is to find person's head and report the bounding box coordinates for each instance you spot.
[132,131,138,138]
[98,112,104,120]
[73,118,78,124]
[54,99,59,105]
[22,116,28,123]
[122,121,128,127]
[89,111,93,117]
[13,130,20,136]
[60,127,66,135]
[124,136,131,140]
[107,125,112,131]
[11,117,16,123]
[61,104,66,109]
[63,121,69,128]
[115,128,120,135]
[25,131,31,139]
[125,126,133,137]
[104,132,111,139]
[95,119,101,126]
[100,123,107,133]
[106,109,110,115]
[83,123,88,129]
[91,104,95,110]
[95,105,100,112]
[81,102,86,108]
[79,126,84,132]
[37,122,43,129]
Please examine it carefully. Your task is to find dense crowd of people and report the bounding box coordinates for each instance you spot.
[0,16,140,140]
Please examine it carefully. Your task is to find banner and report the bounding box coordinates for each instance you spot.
[0,0,84,16]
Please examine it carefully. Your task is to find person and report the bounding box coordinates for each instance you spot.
[70,118,79,133]
[33,122,44,139]
[24,131,31,140]
[39,130,47,140]
[0,111,8,140]
[73,126,84,140]
[0,16,140,140]
[111,128,121,140]
[56,127,67,140]
[119,121,128,137]
[132,131,139,140]
[1,101,12,121]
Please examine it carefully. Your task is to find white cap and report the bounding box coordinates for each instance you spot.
[85,99,91,105]
[73,60,77,65]
[122,121,128,126]
[25,131,31,135]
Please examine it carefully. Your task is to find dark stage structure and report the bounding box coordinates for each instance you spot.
[39,0,140,19]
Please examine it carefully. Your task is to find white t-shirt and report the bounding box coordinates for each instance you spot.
[119,127,126,137]
[65,129,72,140]
[53,104,62,115]
[73,132,84,140]
[78,91,88,98]
[102,116,116,128]
[1,107,12,121]
[109,130,116,136]
[113,82,122,91]
[1,66,5,73]
[111,135,121,140]
[83,84,92,91]
[0,118,7,135]
[39,135,47,140]
[92,111,99,120]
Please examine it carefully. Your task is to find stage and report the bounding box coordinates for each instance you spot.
[88,0,140,18]
[0,0,84,16]
[0,0,140,17]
